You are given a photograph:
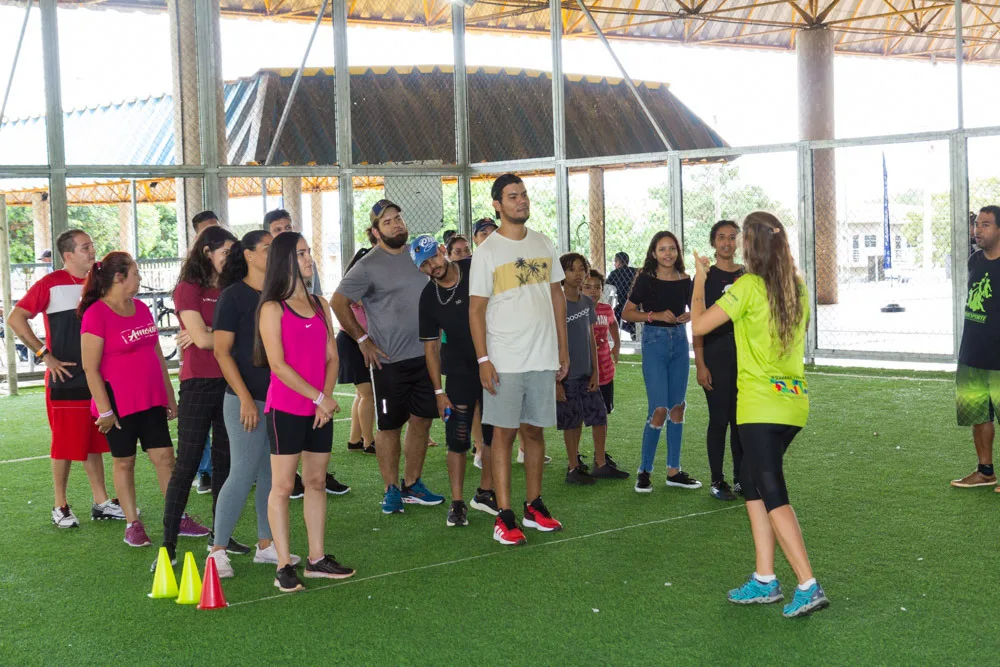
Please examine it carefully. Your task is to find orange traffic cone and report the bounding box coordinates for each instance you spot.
[197,555,228,610]
[176,552,202,605]
[149,546,178,599]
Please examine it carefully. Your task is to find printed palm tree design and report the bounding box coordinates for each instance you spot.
[512,257,549,286]
[967,273,992,313]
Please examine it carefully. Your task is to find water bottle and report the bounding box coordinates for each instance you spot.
[443,407,452,422]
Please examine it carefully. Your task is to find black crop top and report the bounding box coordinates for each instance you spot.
[627,273,693,327]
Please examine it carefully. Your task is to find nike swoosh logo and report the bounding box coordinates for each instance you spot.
[305,324,313,328]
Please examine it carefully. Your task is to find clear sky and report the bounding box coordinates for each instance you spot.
[1,5,997,210]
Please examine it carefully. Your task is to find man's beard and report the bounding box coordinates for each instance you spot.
[382,231,409,249]
[506,212,529,225]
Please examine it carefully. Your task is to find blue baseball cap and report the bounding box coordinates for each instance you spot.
[473,218,498,236]
[410,234,440,268]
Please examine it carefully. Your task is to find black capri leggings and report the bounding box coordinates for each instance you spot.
[445,373,493,454]
[703,335,743,484]
[737,423,800,512]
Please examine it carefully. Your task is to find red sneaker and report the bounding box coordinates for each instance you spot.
[523,498,563,532]
[493,513,527,546]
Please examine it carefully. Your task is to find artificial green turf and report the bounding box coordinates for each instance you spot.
[1,364,996,664]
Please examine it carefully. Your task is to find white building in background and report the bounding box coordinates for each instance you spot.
[838,203,923,282]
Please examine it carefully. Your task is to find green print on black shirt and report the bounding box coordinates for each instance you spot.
[965,272,992,324]
[959,252,1000,370]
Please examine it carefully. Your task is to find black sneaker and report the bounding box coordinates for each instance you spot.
[666,471,703,489]
[470,488,499,516]
[363,443,376,455]
[325,473,351,495]
[565,465,596,485]
[206,531,252,554]
[304,554,355,579]
[635,471,653,493]
[196,472,212,495]
[710,480,737,501]
[274,564,306,592]
[289,473,305,499]
[150,544,177,572]
[347,441,365,452]
[592,461,630,480]
[605,452,620,469]
[576,454,590,474]
[447,500,469,527]
[733,481,744,497]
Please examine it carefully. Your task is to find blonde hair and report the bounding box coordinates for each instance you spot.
[741,212,803,355]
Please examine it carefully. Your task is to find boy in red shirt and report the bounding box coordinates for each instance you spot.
[583,270,621,416]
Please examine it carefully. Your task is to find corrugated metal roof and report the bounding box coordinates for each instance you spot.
[19,0,996,63]
[0,65,726,168]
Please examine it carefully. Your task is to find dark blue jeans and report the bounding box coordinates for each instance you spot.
[640,325,690,472]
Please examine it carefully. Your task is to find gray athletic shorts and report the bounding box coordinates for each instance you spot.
[482,370,557,429]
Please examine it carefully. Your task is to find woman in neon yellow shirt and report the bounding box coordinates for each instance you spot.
[691,211,828,619]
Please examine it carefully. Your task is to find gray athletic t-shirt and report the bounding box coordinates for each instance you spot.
[335,246,428,363]
[566,294,597,380]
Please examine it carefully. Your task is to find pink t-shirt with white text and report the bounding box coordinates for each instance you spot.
[594,301,616,385]
[81,299,167,418]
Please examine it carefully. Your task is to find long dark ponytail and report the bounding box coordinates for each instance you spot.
[77,252,133,318]
[252,232,326,367]
[219,230,271,289]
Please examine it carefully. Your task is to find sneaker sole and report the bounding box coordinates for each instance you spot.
[711,492,738,501]
[53,521,80,528]
[124,538,152,548]
[784,597,830,618]
[634,485,653,493]
[179,531,211,538]
[666,481,703,489]
[522,517,562,532]
[381,507,405,514]
[206,544,251,555]
[728,594,784,605]
[196,488,212,495]
[254,555,302,566]
[304,569,355,580]
[325,487,351,496]
[950,480,997,488]
[289,493,305,499]
[402,497,444,506]
[446,518,469,527]
[493,531,527,546]
[273,579,305,592]
[469,500,499,516]
[92,514,126,521]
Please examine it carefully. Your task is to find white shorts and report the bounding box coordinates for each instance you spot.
[482,371,557,429]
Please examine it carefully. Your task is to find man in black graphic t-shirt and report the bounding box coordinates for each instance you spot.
[952,205,1000,490]
[415,236,498,527]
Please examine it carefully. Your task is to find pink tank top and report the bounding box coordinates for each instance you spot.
[264,300,328,417]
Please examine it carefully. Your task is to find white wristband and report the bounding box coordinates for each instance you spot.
[313,392,325,406]
[98,409,114,419]
[357,334,369,344]
[477,356,489,365]
[434,389,445,396]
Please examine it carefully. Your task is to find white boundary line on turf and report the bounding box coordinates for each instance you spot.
[228,503,744,608]
[619,360,951,383]
[0,417,353,465]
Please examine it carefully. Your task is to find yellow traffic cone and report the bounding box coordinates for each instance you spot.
[148,547,178,599]
[175,552,203,605]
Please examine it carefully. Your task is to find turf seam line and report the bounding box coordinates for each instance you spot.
[619,361,951,383]
[227,504,744,608]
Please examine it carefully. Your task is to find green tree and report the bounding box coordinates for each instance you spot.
[7,205,34,264]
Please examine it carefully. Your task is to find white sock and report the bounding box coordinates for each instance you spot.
[754,572,776,583]
[797,578,817,591]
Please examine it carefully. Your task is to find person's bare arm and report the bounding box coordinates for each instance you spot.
[318,303,341,426]
[470,295,498,395]
[154,340,178,419]
[81,333,118,433]
[551,282,569,381]
[424,339,454,420]
[588,323,600,392]
[693,334,712,390]
[608,316,621,363]
[214,330,257,431]
[177,310,214,349]
[622,300,677,324]
[331,292,387,368]
[8,307,76,381]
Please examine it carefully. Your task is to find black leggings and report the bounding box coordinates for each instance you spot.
[162,378,231,546]
[703,336,743,484]
[738,423,800,512]
[445,373,493,454]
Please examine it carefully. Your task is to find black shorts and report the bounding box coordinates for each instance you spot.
[557,377,608,430]
[265,409,334,456]
[370,356,437,431]
[336,330,371,386]
[599,381,614,414]
[104,384,172,458]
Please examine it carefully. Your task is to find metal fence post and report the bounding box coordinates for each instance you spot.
[950,132,970,361]
[40,0,66,267]
[798,143,819,363]
[668,153,683,242]
[0,199,18,394]
[195,0,221,214]
[551,1,570,254]
[334,0,355,273]
[453,4,472,238]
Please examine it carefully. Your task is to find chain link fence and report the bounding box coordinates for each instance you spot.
[813,140,953,357]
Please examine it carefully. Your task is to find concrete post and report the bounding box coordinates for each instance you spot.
[310,191,325,291]
[588,167,606,273]
[117,203,134,254]
[168,0,204,254]
[1,199,18,394]
[31,192,51,258]
[797,27,838,305]
[282,177,304,228]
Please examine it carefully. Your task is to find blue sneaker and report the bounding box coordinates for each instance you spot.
[727,575,784,605]
[381,485,405,514]
[400,478,445,506]
[783,582,830,618]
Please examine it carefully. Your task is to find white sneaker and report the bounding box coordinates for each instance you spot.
[208,549,235,578]
[516,449,524,464]
[91,498,126,521]
[52,505,79,528]
[253,543,301,566]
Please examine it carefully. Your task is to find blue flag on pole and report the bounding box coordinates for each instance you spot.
[882,152,892,270]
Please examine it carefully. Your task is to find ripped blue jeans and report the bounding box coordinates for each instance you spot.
[639,325,690,473]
